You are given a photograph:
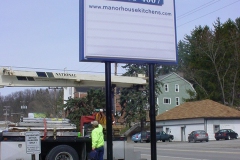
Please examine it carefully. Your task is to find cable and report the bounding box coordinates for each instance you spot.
[0,65,128,75]
[177,0,220,20]
[177,0,240,27]
[78,62,96,71]
[0,65,104,74]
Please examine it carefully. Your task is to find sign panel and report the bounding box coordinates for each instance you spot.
[80,0,177,64]
[25,131,41,154]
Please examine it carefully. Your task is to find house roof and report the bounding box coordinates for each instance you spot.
[156,99,240,121]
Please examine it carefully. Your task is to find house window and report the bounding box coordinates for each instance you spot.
[176,97,180,106]
[163,98,171,104]
[175,84,179,92]
[214,125,220,133]
[164,84,169,92]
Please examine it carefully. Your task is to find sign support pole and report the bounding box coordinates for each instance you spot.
[31,154,35,160]
[149,64,157,160]
[105,62,113,160]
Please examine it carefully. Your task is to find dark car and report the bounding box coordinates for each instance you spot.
[188,130,209,143]
[215,129,238,140]
[141,131,151,143]
[141,131,174,142]
[156,131,174,142]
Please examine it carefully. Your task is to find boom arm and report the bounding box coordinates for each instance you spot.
[0,68,146,88]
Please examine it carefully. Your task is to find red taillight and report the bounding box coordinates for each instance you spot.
[206,133,208,136]
[195,134,199,137]
[136,135,138,138]
[223,133,227,136]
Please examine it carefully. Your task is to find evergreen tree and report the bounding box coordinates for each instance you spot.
[63,88,105,131]
[120,64,163,128]
[177,17,240,106]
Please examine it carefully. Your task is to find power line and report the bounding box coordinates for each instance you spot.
[0,65,129,78]
[177,0,220,20]
[177,0,240,27]
[78,62,99,71]
[0,65,107,74]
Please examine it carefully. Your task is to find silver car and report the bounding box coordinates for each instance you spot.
[188,130,209,143]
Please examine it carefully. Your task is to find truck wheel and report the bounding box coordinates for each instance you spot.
[45,145,79,160]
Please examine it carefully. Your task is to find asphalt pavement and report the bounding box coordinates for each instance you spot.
[129,139,240,160]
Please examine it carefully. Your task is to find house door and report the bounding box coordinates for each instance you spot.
[166,128,169,134]
[181,127,186,141]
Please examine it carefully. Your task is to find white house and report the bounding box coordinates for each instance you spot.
[155,99,240,141]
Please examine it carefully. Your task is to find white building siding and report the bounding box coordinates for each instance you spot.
[156,118,205,141]
[161,124,204,141]
[206,119,240,140]
[206,119,222,140]
[164,126,182,141]
[156,118,204,127]
[63,87,74,104]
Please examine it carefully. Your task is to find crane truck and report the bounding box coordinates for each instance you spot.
[0,110,125,160]
[0,68,146,160]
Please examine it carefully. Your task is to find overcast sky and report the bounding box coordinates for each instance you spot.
[0,0,240,96]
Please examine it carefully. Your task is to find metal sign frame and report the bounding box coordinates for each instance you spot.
[79,0,177,64]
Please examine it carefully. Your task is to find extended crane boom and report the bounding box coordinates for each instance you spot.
[0,67,146,88]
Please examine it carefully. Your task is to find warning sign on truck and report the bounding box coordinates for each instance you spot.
[25,131,41,154]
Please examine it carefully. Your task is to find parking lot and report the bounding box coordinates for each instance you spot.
[130,139,240,160]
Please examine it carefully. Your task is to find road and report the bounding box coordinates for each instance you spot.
[129,139,240,160]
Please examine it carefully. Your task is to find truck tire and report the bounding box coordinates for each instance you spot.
[45,145,79,160]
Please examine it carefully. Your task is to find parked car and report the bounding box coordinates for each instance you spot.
[131,133,141,143]
[156,131,174,142]
[215,129,238,140]
[141,131,151,143]
[188,130,209,143]
[141,131,174,143]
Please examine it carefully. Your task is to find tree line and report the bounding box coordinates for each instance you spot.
[177,17,240,106]
[0,88,63,122]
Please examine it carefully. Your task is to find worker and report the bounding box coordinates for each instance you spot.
[91,120,104,160]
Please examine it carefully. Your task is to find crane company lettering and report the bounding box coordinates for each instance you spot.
[55,73,76,77]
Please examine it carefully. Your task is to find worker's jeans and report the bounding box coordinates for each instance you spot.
[95,146,104,160]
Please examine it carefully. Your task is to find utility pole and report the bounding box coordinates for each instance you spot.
[3,106,11,128]
[20,101,28,120]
